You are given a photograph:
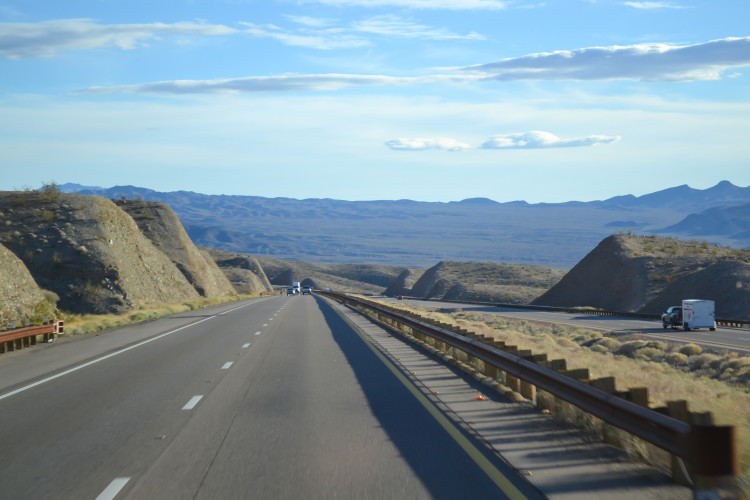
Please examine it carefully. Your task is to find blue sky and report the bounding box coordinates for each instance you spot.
[1,0,749,203]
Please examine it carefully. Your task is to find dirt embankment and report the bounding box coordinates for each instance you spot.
[0,242,57,329]
[405,261,566,304]
[114,200,236,298]
[533,234,750,319]
[204,248,273,295]
[0,191,199,315]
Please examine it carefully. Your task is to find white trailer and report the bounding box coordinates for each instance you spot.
[681,299,716,331]
[292,282,301,293]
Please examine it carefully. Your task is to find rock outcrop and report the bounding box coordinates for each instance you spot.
[204,248,273,295]
[533,234,750,319]
[113,200,236,298]
[0,242,56,329]
[0,191,199,314]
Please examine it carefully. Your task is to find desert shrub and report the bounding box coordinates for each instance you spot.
[679,343,702,356]
[664,352,688,365]
[41,289,60,305]
[590,344,609,354]
[615,340,648,357]
[557,338,578,348]
[593,337,622,352]
[634,347,665,362]
[643,340,668,351]
[689,353,721,371]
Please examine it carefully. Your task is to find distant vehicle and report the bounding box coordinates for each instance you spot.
[661,306,682,329]
[397,296,404,300]
[682,299,716,331]
[302,286,312,295]
[292,282,301,293]
[286,288,296,296]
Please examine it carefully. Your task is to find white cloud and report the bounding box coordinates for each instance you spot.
[385,137,471,151]
[623,2,687,9]
[0,19,237,59]
[462,37,750,82]
[240,15,483,50]
[480,131,620,149]
[240,22,370,49]
[80,73,474,95]
[296,0,510,9]
[352,15,484,40]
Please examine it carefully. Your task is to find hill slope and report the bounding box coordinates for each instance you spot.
[0,191,200,314]
[533,234,750,319]
[114,200,236,298]
[64,181,750,269]
[408,261,566,304]
[0,243,56,329]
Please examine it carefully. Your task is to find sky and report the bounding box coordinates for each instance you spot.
[1,1,749,203]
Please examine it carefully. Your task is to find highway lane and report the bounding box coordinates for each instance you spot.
[0,295,538,499]
[388,298,750,353]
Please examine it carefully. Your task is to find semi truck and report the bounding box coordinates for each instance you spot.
[681,299,716,331]
[292,282,301,293]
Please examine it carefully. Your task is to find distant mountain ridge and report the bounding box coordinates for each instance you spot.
[60,181,750,269]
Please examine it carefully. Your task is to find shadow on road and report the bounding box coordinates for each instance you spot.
[315,297,544,500]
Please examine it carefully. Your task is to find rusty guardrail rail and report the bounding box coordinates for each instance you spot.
[412,296,750,329]
[0,321,64,354]
[319,290,738,482]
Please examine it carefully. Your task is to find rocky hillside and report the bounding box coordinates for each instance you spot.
[252,256,419,295]
[113,200,236,298]
[0,243,57,329]
[203,248,273,295]
[0,189,203,315]
[406,261,566,304]
[533,234,750,320]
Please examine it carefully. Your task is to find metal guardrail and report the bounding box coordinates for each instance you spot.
[409,296,750,329]
[0,321,63,354]
[320,291,738,479]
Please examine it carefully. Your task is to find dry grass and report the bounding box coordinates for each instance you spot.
[380,300,750,492]
[63,294,258,335]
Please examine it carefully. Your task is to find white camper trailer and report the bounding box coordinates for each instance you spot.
[681,299,716,331]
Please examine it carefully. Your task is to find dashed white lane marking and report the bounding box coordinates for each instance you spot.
[255,331,261,336]
[221,362,233,370]
[182,395,203,410]
[0,316,215,402]
[263,323,268,327]
[242,343,251,348]
[96,477,130,500]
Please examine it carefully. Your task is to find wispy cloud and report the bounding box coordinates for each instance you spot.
[462,37,750,82]
[80,73,474,95]
[296,0,510,9]
[385,137,471,151]
[0,19,237,59]
[480,131,620,149]
[385,132,619,151]
[623,2,688,9]
[241,14,483,50]
[79,36,750,94]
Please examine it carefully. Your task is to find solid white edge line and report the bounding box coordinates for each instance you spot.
[95,477,130,500]
[221,362,233,370]
[182,395,203,410]
[0,316,214,402]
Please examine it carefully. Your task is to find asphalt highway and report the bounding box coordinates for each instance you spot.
[390,298,750,354]
[0,295,540,500]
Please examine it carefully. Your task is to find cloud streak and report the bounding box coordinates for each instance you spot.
[480,131,620,149]
[623,2,687,9]
[385,138,472,151]
[462,37,750,82]
[296,0,510,9]
[386,132,620,151]
[0,19,237,59]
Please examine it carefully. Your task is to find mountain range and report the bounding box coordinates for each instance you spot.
[61,181,750,269]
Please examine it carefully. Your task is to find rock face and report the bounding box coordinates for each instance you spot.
[113,200,236,298]
[0,243,56,329]
[0,191,199,314]
[383,269,415,296]
[408,261,565,304]
[204,248,273,295]
[533,234,750,320]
